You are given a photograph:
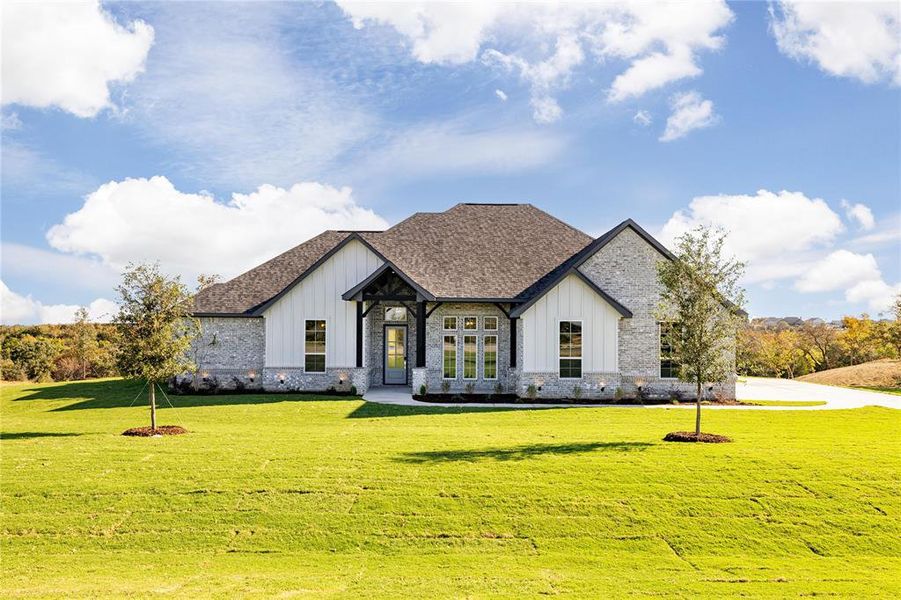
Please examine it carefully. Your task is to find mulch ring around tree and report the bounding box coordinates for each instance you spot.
[122,426,188,437]
[663,431,732,443]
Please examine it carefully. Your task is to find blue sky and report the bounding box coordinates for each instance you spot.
[2,1,899,323]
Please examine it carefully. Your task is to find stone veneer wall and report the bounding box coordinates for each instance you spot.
[261,367,370,394]
[573,226,736,400]
[366,302,418,387]
[418,302,514,394]
[175,317,266,391]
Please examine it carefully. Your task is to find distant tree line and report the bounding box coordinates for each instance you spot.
[738,296,901,379]
[1,308,119,382]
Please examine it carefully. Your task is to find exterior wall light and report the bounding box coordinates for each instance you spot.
[201,371,210,382]
[278,373,286,384]
[247,371,256,383]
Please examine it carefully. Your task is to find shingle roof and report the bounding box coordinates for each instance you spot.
[361,203,593,300]
[192,203,594,315]
[192,230,351,314]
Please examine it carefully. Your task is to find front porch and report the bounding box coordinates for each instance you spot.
[344,265,520,394]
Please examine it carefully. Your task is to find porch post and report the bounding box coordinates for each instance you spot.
[356,301,363,368]
[509,316,518,368]
[416,300,426,367]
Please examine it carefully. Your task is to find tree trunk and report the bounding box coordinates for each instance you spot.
[695,380,702,436]
[149,382,157,432]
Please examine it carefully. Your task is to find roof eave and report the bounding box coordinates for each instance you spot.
[509,268,632,319]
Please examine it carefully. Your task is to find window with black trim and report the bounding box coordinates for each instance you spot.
[463,335,477,379]
[484,316,498,331]
[304,319,326,373]
[443,335,457,379]
[659,322,680,379]
[483,335,497,380]
[559,320,582,379]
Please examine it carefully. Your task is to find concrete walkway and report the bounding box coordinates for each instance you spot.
[363,378,900,411]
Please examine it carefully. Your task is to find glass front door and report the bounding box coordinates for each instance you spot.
[384,325,407,384]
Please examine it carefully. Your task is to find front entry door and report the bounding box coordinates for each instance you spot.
[384,325,407,384]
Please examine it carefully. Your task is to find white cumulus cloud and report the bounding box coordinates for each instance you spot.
[840,199,876,230]
[796,251,901,313]
[0,281,116,325]
[659,91,718,141]
[795,250,881,293]
[659,189,845,283]
[45,176,389,283]
[337,1,734,123]
[846,279,901,314]
[770,1,900,86]
[1,0,154,117]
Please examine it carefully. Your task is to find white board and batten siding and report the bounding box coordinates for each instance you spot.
[521,274,620,373]
[263,239,383,368]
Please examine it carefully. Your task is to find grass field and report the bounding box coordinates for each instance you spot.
[2,379,900,598]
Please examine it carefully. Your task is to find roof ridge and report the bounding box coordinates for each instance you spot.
[522,203,593,240]
[210,230,349,288]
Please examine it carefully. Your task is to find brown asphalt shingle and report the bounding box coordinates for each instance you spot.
[361,203,592,299]
[192,230,351,314]
[193,203,593,314]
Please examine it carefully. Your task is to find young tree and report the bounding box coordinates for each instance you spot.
[71,307,99,380]
[114,264,199,431]
[657,227,746,437]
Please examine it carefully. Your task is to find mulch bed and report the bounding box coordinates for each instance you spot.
[663,431,732,443]
[122,426,188,437]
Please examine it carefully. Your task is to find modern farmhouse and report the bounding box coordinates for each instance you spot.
[187,203,736,399]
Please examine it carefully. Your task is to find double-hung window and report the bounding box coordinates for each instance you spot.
[659,322,680,379]
[443,335,457,379]
[463,335,477,379]
[558,320,582,379]
[304,319,326,373]
[483,335,498,380]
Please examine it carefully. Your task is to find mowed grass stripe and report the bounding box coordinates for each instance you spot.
[1,379,899,598]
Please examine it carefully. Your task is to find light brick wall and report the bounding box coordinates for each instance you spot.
[366,302,418,387]
[177,317,265,391]
[576,227,736,400]
[418,302,514,394]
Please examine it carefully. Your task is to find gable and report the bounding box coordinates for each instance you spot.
[520,273,622,373]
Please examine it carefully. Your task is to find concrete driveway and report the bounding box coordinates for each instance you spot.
[736,377,900,410]
[364,378,900,410]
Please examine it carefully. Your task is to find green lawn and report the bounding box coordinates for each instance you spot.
[855,386,901,396]
[2,379,899,598]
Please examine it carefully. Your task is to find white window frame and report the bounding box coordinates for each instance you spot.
[304,318,327,373]
[483,334,498,380]
[443,316,458,331]
[483,316,498,331]
[557,319,583,380]
[463,316,478,331]
[442,334,458,380]
[462,334,478,380]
